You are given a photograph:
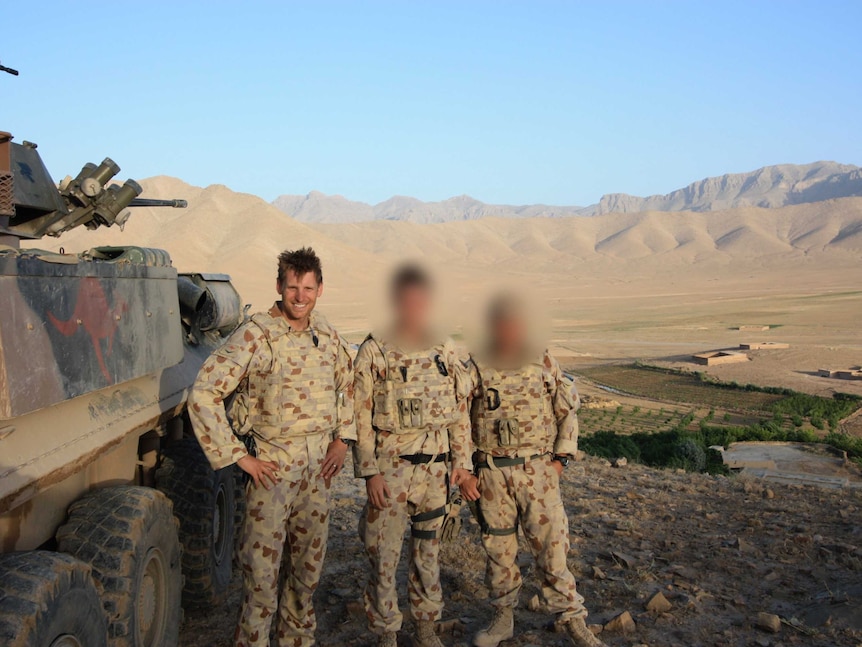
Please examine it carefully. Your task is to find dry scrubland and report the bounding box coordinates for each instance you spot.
[46,178,862,645]
[179,457,862,647]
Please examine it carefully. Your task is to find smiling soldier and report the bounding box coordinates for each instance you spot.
[189,247,356,647]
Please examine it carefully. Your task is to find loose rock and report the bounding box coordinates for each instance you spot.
[604,611,636,633]
[645,591,673,614]
[755,612,781,633]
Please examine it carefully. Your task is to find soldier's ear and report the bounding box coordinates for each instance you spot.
[276,278,283,294]
[317,282,324,298]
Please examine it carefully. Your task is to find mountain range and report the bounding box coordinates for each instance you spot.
[272,161,862,223]
[45,175,862,318]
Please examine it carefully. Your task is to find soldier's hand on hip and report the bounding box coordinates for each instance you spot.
[321,439,348,481]
[366,474,392,510]
[452,469,481,501]
[237,454,280,490]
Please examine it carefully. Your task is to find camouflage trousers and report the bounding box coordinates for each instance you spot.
[360,459,448,634]
[235,435,331,647]
[477,456,586,620]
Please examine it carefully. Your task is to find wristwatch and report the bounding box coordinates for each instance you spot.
[337,437,356,448]
[553,454,570,468]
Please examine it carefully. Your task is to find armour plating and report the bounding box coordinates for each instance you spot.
[368,337,459,434]
[242,311,339,438]
[470,357,555,453]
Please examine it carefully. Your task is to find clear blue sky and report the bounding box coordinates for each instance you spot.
[4,1,861,206]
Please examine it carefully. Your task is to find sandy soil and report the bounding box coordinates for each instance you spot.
[179,457,862,647]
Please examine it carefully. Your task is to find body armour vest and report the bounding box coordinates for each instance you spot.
[242,312,340,438]
[367,336,459,434]
[470,356,556,453]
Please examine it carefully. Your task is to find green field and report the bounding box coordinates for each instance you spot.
[573,364,862,472]
[577,364,784,412]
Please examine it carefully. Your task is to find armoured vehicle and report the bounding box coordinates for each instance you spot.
[0,64,244,647]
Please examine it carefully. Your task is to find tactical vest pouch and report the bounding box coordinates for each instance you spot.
[226,376,252,436]
[398,398,423,428]
[497,418,519,447]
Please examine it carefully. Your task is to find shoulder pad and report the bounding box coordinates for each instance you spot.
[310,311,336,337]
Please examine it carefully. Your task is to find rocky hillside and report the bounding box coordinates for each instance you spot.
[46,177,862,315]
[272,191,584,224]
[587,162,862,216]
[180,456,862,646]
[272,162,862,223]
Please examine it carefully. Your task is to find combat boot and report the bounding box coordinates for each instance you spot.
[414,620,444,647]
[472,606,514,647]
[378,632,398,647]
[561,616,607,647]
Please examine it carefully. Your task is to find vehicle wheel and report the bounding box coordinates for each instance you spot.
[57,487,182,647]
[0,551,108,647]
[155,436,237,609]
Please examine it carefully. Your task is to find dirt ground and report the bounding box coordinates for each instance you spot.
[180,457,862,647]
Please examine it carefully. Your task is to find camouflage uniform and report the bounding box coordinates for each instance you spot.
[468,350,586,620]
[353,335,471,635]
[189,304,356,647]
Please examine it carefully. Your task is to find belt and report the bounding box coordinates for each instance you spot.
[400,452,450,465]
[474,453,546,469]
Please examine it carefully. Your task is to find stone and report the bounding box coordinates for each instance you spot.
[611,550,638,568]
[763,488,775,499]
[612,457,628,468]
[755,612,781,633]
[588,624,603,636]
[528,594,544,611]
[604,611,636,633]
[592,565,607,580]
[645,591,673,614]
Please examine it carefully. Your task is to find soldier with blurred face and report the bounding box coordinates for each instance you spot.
[353,264,473,647]
[457,294,607,647]
[189,247,356,647]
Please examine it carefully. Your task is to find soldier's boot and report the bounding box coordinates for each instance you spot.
[472,606,514,647]
[378,632,398,647]
[414,620,444,647]
[561,616,608,647]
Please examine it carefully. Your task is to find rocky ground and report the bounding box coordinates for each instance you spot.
[180,458,862,647]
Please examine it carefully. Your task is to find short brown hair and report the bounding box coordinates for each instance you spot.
[390,263,432,300]
[277,247,323,285]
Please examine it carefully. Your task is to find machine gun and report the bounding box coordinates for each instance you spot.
[0,61,186,246]
[0,133,187,247]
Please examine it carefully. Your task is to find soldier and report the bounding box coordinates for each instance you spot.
[353,264,473,647]
[188,247,356,647]
[457,294,607,647]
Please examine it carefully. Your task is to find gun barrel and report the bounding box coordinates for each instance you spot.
[0,64,19,76]
[128,198,188,208]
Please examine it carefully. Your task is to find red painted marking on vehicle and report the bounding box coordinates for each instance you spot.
[48,277,129,384]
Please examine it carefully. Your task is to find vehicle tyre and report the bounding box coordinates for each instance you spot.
[57,486,182,647]
[155,436,236,609]
[0,550,108,647]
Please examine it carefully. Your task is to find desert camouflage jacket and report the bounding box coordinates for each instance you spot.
[352,334,472,477]
[467,349,579,458]
[189,303,356,470]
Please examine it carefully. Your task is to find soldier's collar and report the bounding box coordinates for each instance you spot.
[265,302,324,338]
